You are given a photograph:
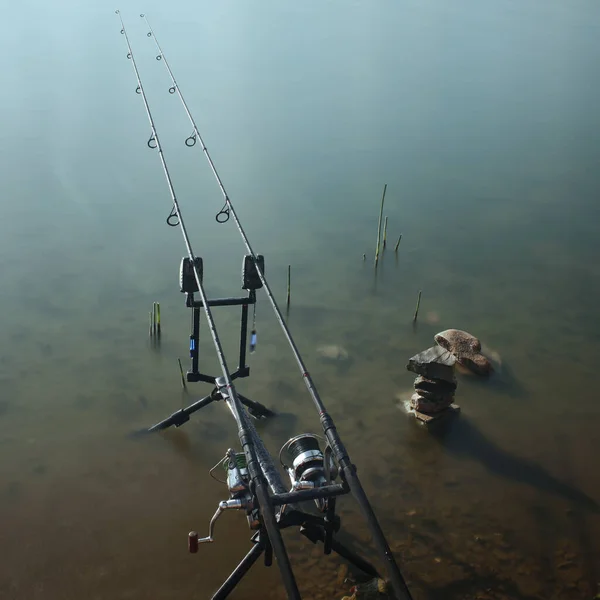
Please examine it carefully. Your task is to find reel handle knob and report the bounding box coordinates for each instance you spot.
[188,531,199,553]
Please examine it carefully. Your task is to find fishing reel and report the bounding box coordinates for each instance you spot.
[280,433,338,512]
[188,448,258,553]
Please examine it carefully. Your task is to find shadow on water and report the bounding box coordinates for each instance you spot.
[460,361,529,400]
[158,428,198,461]
[254,410,298,441]
[428,417,599,513]
[552,432,599,590]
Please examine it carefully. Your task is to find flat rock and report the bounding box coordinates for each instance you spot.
[434,329,493,377]
[414,387,455,402]
[458,353,493,376]
[411,392,454,414]
[316,344,348,361]
[413,377,455,402]
[435,329,481,353]
[414,375,457,393]
[407,346,456,383]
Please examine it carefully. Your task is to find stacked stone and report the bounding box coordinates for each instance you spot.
[406,345,458,414]
[434,329,493,376]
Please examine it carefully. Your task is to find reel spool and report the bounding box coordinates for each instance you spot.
[280,433,337,512]
[224,452,249,495]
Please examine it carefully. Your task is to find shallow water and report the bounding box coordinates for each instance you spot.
[1,1,599,599]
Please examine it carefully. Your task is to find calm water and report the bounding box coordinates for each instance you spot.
[1,0,599,599]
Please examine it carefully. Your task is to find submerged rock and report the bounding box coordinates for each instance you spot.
[407,346,456,383]
[424,310,441,325]
[349,578,389,599]
[316,345,349,361]
[434,329,493,376]
[481,344,503,372]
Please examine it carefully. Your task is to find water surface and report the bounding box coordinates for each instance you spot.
[1,1,599,599]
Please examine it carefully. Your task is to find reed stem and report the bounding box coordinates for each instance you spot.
[374,184,387,267]
[177,358,187,390]
[383,216,388,248]
[413,290,422,322]
[394,235,402,252]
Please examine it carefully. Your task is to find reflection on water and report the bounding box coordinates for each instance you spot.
[1,0,600,599]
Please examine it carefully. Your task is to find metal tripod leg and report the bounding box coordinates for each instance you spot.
[238,393,275,419]
[139,393,215,434]
[131,389,275,437]
[300,524,380,579]
[211,541,265,600]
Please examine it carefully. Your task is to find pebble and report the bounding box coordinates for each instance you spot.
[336,563,348,587]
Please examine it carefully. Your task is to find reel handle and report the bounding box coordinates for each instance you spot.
[188,531,199,553]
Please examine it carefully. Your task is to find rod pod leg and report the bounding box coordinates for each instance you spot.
[211,541,265,600]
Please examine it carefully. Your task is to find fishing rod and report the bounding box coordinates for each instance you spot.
[140,14,413,600]
[115,11,301,599]
[115,10,413,600]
